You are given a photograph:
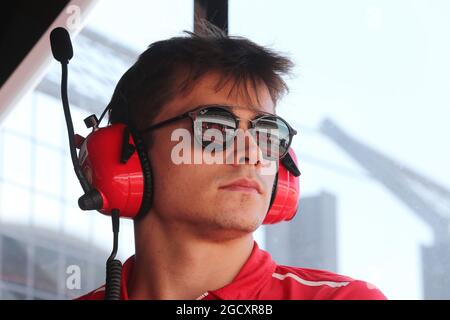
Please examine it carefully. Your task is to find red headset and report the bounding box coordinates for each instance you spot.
[74,121,301,224]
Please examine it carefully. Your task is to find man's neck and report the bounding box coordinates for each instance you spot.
[128,214,255,300]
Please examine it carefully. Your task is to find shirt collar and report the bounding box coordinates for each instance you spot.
[119,241,276,300]
[207,241,277,299]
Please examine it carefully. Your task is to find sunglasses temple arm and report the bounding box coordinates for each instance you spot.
[281,152,301,177]
[139,113,190,134]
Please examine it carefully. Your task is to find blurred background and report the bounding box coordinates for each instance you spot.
[0,0,449,299]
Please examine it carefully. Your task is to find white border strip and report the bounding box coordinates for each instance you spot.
[272,272,350,288]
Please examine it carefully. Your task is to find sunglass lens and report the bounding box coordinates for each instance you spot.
[255,116,291,160]
[193,107,237,149]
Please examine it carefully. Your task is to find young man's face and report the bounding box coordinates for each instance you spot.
[143,72,277,240]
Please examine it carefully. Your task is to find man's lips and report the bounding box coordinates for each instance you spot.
[219,178,263,194]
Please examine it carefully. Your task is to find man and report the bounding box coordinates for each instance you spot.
[77,24,386,300]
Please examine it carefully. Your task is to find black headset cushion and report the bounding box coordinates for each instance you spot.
[129,127,153,220]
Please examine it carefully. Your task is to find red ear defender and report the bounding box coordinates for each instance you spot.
[76,123,147,219]
[263,148,301,224]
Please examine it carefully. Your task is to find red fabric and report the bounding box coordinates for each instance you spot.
[76,242,386,300]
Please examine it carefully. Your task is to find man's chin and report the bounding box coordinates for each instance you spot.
[198,227,258,242]
[206,216,262,239]
[183,212,261,240]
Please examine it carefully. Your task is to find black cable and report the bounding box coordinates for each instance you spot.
[104,209,122,300]
[97,103,111,126]
[60,62,92,193]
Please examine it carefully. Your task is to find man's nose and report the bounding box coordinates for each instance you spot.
[225,125,271,168]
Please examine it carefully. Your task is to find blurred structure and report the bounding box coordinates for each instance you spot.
[266,192,338,272]
[37,28,137,114]
[321,119,450,299]
[0,224,106,299]
[0,28,136,299]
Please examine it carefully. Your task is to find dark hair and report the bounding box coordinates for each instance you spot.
[107,22,294,139]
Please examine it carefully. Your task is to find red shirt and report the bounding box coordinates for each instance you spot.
[76,242,386,300]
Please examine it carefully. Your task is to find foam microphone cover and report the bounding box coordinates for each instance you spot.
[50,27,73,63]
